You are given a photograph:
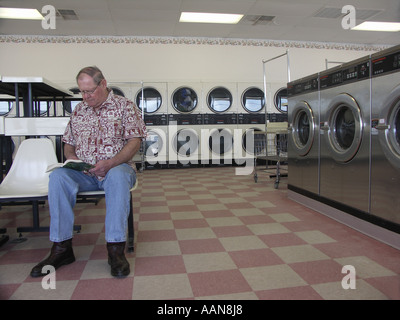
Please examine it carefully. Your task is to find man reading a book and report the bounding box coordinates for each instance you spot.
[31,66,147,278]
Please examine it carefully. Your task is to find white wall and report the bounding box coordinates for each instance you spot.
[0,38,378,83]
[0,36,382,113]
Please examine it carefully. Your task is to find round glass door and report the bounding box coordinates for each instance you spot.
[274,87,288,113]
[209,128,233,155]
[242,128,262,155]
[388,103,400,154]
[241,87,264,113]
[173,128,199,157]
[207,87,232,113]
[327,94,362,162]
[172,87,198,113]
[136,87,162,114]
[381,98,400,170]
[291,102,315,156]
[144,131,163,158]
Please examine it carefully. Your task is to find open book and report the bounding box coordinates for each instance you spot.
[46,159,95,173]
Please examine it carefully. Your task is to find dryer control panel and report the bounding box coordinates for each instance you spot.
[320,59,370,90]
[203,113,238,125]
[238,113,265,124]
[287,74,319,97]
[168,113,203,125]
[372,48,400,77]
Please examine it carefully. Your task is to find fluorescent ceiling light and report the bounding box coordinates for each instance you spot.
[0,7,43,20]
[180,12,243,24]
[352,21,400,32]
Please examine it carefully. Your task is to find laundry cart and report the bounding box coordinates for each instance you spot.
[253,122,288,188]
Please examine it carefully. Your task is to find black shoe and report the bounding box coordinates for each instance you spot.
[30,239,75,277]
[107,242,130,278]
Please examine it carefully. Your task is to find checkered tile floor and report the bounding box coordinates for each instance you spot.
[0,166,399,300]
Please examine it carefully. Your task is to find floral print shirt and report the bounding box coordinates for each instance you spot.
[62,90,147,177]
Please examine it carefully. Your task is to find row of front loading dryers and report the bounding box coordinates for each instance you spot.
[127,83,287,166]
[287,44,400,230]
[1,82,288,166]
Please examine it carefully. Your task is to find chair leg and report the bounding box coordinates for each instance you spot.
[17,200,49,233]
[16,200,81,234]
[127,194,134,253]
[0,228,9,247]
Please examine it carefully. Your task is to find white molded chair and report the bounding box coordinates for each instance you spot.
[0,138,59,233]
[0,138,81,234]
[77,179,138,253]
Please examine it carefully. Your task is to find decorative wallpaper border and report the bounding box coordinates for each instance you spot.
[0,35,390,51]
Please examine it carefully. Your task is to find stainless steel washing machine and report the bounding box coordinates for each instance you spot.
[287,73,319,195]
[370,44,400,226]
[319,56,371,212]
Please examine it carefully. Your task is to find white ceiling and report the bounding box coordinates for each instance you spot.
[0,0,399,46]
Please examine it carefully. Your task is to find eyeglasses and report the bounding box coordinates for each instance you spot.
[80,84,99,96]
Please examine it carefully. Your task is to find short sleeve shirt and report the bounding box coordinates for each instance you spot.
[62,90,147,174]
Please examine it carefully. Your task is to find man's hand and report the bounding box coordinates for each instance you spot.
[89,159,113,177]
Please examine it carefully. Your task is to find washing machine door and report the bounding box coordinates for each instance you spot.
[207,87,233,113]
[172,86,198,113]
[173,128,199,157]
[144,130,162,158]
[326,93,363,163]
[290,101,315,156]
[376,85,400,170]
[209,128,233,155]
[136,87,162,114]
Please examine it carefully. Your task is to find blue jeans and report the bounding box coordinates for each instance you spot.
[48,163,136,243]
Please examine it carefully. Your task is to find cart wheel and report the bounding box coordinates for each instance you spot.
[254,174,258,183]
[274,181,279,189]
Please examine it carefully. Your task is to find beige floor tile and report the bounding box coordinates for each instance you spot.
[74,245,96,261]
[139,206,170,214]
[219,235,268,252]
[272,244,330,263]
[176,227,216,240]
[164,191,189,197]
[197,203,228,211]
[295,230,336,244]
[206,217,243,227]
[231,208,266,217]
[250,201,276,208]
[241,264,307,291]
[171,211,204,220]
[135,240,181,257]
[138,220,174,231]
[247,223,291,235]
[183,252,237,273]
[10,280,78,300]
[10,236,51,251]
[132,274,193,300]
[79,259,114,280]
[312,279,389,300]
[190,194,217,200]
[334,256,397,278]
[140,196,167,202]
[0,263,35,284]
[197,291,259,300]
[167,199,195,206]
[269,213,300,222]
[218,197,247,204]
